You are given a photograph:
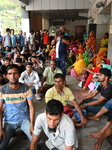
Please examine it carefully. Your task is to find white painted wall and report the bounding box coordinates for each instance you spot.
[54,20,87,36]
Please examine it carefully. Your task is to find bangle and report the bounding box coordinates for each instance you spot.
[84,103,88,106]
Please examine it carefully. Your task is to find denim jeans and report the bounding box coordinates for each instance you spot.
[80,98,106,114]
[56,58,67,75]
[0,119,32,150]
[104,100,112,111]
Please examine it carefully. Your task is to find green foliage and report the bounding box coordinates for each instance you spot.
[0,0,22,34]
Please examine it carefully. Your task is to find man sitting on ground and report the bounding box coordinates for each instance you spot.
[30,99,78,150]
[45,73,87,127]
[79,68,112,115]
[40,59,62,94]
[0,64,35,150]
[19,62,41,100]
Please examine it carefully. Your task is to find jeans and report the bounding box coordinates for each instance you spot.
[56,58,67,75]
[104,100,112,121]
[80,98,106,114]
[0,119,32,150]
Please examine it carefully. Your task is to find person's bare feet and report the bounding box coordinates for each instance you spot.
[89,131,103,139]
[88,115,100,121]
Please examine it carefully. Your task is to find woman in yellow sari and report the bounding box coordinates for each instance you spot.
[99,33,109,52]
[70,54,86,76]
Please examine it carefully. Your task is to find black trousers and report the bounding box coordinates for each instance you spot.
[37,143,49,150]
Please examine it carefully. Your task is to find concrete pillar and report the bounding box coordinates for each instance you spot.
[21,7,30,39]
[42,18,49,30]
[108,3,112,65]
[95,14,109,53]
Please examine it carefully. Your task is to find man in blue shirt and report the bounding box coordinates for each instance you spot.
[52,27,70,75]
[0,64,35,150]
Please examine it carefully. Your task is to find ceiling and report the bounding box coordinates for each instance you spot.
[100,3,111,14]
[31,9,89,21]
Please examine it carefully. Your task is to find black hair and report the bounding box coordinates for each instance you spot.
[31,56,37,59]
[3,57,10,61]
[25,62,33,67]
[32,50,36,53]
[46,99,63,115]
[54,73,65,81]
[0,70,3,76]
[101,59,106,64]
[6,28,10,32]
[6,64,21,74]
[16,57,22,63]
[100,68,111,79]
[50,59,56,64]
[105,33,109,38]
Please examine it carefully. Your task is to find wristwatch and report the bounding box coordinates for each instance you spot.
[84,103,88,106]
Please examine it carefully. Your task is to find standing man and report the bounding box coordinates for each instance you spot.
[2,28,12,50]
[0,64,35,150]
[18,30,25,49]
[52,27,70,75]
[30,99,78,150]
[11,29,17,48]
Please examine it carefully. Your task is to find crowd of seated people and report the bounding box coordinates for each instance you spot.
[0,27,112,150]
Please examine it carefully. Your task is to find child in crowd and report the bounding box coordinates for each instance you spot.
[36,46,45,63]
[21,46,26,54]
[49,45,56,60]
[14,57,25,73]
[77,70,88,88]
[29,44,34,54]
[0,57,10,81]
[45,45,51,59]
[30,56,44,80]
[19,62,41,100]
[4,46,11,57]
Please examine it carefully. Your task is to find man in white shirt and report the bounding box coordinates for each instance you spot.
[30,99,78,150]
[19,62,41,100]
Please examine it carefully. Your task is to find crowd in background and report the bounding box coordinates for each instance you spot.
[0,26,112,150]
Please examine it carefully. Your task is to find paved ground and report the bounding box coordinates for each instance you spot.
[8,60,112,150]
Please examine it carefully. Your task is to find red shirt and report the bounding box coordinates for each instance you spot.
[43,34,49,45]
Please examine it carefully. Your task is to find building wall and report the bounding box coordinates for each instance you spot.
[54,20,87,36]
[29,12,42,31]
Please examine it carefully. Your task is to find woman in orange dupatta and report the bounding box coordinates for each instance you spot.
[85,31,96,58]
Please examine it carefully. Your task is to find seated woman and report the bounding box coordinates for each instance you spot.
[90,50,104,67]
[30,56,44,81]
[70,54,86,77]
[81,59,106,92]
[99,33,109,52]
[85,31,96,59]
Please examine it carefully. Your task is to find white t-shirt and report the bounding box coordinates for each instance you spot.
[33,113,78,150]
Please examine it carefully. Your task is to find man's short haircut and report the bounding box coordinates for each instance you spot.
[100,68,111,79]
[6,64,21,74]
[6,28,10,32]
[54,73,65,81]
[25,62,33,67]
[3,57,10,61]
[16,57,22,63]
[46,99,63,116]
[50,59,56,64]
